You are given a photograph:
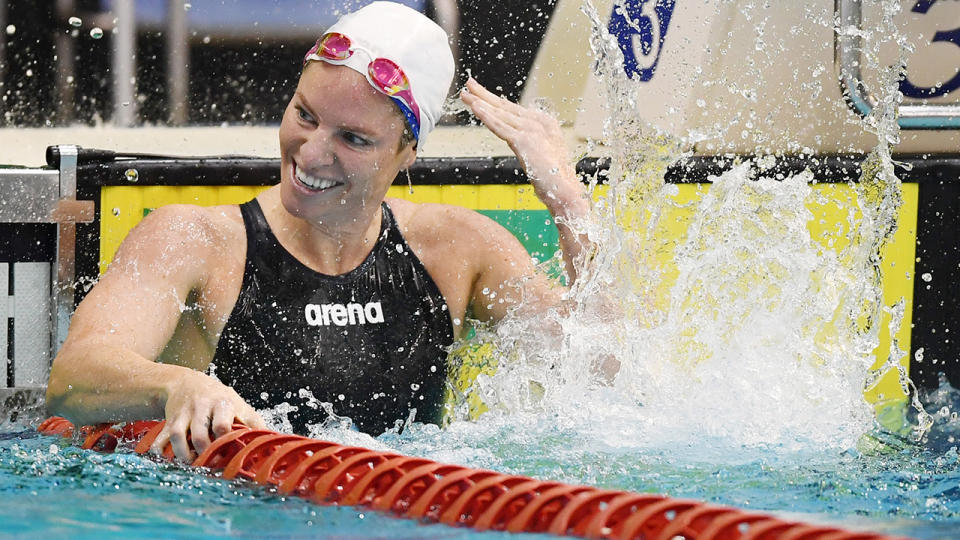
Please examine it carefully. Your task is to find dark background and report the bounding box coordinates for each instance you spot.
[0,0,559,127]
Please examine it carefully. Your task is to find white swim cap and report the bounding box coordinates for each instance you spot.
[305,2,455,144]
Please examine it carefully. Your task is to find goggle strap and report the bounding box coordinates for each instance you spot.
[390,97,420,142]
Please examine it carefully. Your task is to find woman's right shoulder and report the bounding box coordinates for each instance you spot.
[124,203,246,252]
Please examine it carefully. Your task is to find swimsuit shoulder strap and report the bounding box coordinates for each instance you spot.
[238,197,279,259]
[239,198,270,235]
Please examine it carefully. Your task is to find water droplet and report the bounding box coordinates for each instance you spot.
[124,168,139,182]
[90,27,103,39]
[921,272,932,282]
[111,207,120,216]
[337,394,345,401]
[202,35,211,44]
[183,2,192,10]
[410,383,420,391]
[260,392,269,400]
[68,16,82,27]
[5,25,16,35]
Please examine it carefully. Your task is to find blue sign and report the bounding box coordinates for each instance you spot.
[901,0,960,98]
[607,0,677,81]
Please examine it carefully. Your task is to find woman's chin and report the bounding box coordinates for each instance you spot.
[279,180,309,219]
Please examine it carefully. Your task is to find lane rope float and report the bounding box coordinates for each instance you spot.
[37,417,908,540]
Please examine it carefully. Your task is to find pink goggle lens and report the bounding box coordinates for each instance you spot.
[318,32,352,61]
[367,58,410,95]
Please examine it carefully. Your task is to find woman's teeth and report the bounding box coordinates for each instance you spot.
[295,168,340,191]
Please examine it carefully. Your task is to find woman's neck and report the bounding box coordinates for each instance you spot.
[257,188,383,275]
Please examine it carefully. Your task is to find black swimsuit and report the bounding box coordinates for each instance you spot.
[212,199,454,435]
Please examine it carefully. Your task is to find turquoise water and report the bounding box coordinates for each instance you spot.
[3,386,959,540]
[0,427,552,539]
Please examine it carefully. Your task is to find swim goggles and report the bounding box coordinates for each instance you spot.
[303,32,421,141]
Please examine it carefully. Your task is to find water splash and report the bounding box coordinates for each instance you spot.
[450,0,921,454]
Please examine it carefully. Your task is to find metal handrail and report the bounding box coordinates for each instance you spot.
[51,145,89,352]
[835,0,960,130]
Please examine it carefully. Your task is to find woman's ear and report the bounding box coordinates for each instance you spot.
[401,145,417,169]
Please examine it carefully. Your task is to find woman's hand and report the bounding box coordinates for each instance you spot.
[460,78,582,211]
[461,77,592,282]
[150,369,267,462]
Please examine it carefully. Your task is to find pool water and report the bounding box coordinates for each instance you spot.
[3,383,959,539]
[0,426,554,539]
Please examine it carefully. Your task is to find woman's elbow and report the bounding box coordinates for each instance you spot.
[45,352,80,417]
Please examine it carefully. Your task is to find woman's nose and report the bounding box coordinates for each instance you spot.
[299,129,336,167]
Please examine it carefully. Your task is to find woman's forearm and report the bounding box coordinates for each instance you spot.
[535,167,593,284]
[45,343,184,425]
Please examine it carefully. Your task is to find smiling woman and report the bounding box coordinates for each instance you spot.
[278,61,416,228]
[44,1,594,462]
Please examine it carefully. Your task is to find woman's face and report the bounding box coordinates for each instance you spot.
[278,61,416,229]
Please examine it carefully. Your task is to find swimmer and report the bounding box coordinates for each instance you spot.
[45,2,593,461]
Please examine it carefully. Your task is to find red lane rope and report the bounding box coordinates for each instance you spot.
[36,417,908,540]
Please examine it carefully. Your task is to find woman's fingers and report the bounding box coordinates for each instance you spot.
[189,410,213,456]
[149,424,170,456]
[462,78,562,145]
[147,372,266,462]
[153,414,193,462]
[211,400,234,437]
[462,78,571,191]
[469,99,521,143]
[462,80,529,132]
[464,77,527,118]
[243,409,269,430]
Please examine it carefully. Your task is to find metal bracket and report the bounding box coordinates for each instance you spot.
[53,145,80,353]
[835,0,960,130]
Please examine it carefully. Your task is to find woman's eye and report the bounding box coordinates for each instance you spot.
[342,132,371,147]
[296,107,314,123]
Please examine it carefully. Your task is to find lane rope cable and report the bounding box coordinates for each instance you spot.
[36,417,908,540]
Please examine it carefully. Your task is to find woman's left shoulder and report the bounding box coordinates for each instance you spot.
[386,198,507,244]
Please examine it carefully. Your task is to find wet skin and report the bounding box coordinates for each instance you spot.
[45,64,592,462]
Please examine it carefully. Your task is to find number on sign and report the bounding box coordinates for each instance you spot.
[900,0,960,98]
